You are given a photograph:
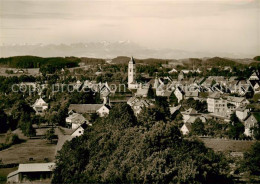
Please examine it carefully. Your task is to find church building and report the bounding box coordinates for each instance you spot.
[128,57,139,89]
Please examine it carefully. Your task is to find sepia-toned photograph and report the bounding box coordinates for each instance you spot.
[0,0,259,183]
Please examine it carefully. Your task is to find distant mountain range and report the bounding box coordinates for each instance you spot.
[0,41,255,59]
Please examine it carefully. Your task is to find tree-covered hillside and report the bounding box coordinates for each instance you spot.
[53,104,233,184]
[0,56,80,68]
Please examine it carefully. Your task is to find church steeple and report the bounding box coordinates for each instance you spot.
[129,56,135,64]
[128,56,136,85]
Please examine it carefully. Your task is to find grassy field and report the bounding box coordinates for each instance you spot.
[201,138,255,152]
[0,138,56,165]
[0,167,18,184]
[0,135,5,144]
[0,67,40,77]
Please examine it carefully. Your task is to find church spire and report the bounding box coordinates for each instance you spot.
[129,56,135,64]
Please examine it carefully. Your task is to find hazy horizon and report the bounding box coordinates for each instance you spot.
[0,0,259,58]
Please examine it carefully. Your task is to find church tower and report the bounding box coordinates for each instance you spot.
[128,57,136,85]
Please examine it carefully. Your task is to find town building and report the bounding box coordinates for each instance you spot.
[181,108,198,123]
[181,123,192,135]
[207,92,227,118]
[235,107,250,121]
[71,122,88,137]
[68,104,110,117]
[7,163,55,183]
[32,97,48,114]
[66,112,87,129]
[244,113,260,137]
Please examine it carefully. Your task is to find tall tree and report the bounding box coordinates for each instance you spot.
[0,110,8,133]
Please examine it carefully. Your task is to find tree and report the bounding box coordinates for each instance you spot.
[191,118,206,136]
[154,96,170,121]
[26,122,36,138]
[0,109,8,133]
[241,141,260,176]
[52,135,89,183]
[228,113,244,139]
[45,128,56,144]
[53,102,233,184]
[169,91,178,106]
[147,84,155,99]
[5,131,20,145]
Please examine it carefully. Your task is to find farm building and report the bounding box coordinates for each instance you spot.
[7,163,55,183]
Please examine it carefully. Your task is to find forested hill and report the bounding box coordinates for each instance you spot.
[0,56,80,68]
[0,55,259,69]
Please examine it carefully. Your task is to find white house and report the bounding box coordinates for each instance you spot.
[96,105,110,117]
[226,96,249,108]
[181,108,198,123]
[68,104,110,117]
[249,72,260,81]
[168,68,178,73]
[181,123,192,135]
[66,113,87,129]
[235,107,250,121]
[207,92,227,118]
[32,97,48,114]
[71,122,88,137]
[244,113,259,137]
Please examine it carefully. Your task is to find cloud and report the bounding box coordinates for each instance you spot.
[0,0,259,58]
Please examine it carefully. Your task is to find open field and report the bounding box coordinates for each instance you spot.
[201,138,255,152]
[0,138,56,165]
[0,67,40,77]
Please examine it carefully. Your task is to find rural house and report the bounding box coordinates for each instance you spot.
[32,97,48,114]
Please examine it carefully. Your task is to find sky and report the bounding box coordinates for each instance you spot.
[0,0,259,57]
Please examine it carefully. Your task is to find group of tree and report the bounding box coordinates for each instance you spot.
[52,103,233,183]
[240,141,260,179]
[227,113,245,139]
[181,98,207,113]
[0,56,79,71]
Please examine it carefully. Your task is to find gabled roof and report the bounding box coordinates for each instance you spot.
[66,113,86,124]
[162,90,173,97]
[227,96,246,103]
[169,68,177,73]
[182,108,198,115]
[18,163,55,173]
[33,97,48,107]
[244,113,259,126]
[71,122,89,135]
[185,91,199,97]
[208,92,221,99]
[170,105,181,114]
[68,104,105,114]
[182,123,192,131]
